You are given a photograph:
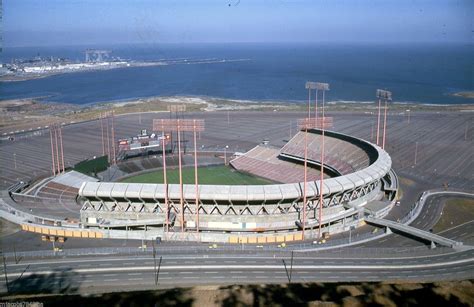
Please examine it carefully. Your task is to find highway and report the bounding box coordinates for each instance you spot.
[359,193,474,248]
[1,250,473,293]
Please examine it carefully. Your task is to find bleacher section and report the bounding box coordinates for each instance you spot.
[230,145,321,183]
[51,170,98,189]
[20,171,98,204]
[117,156,179,174]
[280,130,371,174]
[36,181,79,202]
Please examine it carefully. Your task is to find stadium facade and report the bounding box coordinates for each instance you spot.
[78,128,397,241]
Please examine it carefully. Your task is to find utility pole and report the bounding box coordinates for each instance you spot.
[13,245,18,264]
[289,251,294,283]
[153,244,158,285]
[2,254,9,293]
[157,256,162,285]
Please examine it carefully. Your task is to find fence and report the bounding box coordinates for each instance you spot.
[1,243,454,262]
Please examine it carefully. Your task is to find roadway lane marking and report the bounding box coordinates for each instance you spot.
[9,252,468,267]
[104,279,118,282]
[438,220,474,235]
[128,278,143,281]
[5,256,474,279]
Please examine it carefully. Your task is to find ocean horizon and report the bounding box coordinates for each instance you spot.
[1,43,472,105]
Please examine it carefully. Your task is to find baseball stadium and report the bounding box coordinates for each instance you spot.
[1,86,401,244]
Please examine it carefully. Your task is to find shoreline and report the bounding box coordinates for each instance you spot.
[0,58,252,82]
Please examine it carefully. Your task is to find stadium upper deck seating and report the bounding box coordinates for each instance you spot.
[280,131,371,174]
[230,146,321,183]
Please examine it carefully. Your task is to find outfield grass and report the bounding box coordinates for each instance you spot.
[120,165,274,185]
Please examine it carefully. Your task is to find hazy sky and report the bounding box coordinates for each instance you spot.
[3,0,472,47]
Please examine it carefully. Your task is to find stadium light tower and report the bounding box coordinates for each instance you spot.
[315,82,329,239]
[100,113,105,156]
[154,119,204,234]
[192,120,205,233]
[376,89,392,150]
[49,127,56,176]
[305,81,318,120]
[298,82,331,241]
[161,131,169,234]
[49,123,65,176]
[111,111,116,165]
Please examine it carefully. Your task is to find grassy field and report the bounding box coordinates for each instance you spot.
[120,165,274,185]
[433,198,474,233]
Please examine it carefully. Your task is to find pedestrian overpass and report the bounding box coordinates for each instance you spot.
[365,216,464,249]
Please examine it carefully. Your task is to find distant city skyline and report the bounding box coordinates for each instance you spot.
[3,0,473,47]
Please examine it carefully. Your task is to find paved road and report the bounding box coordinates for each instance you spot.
[359,194,474,248]
[0,192,472,294]
[1,249,473,294]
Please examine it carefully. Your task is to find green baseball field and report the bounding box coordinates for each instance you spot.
[120,165,274,185]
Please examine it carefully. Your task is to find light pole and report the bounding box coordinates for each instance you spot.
[349,226,355,243]
[406,109,410,124]
[224,145,229,165]
[13,153,17,170]
[414,141,419,166]
[376,89,392,150]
